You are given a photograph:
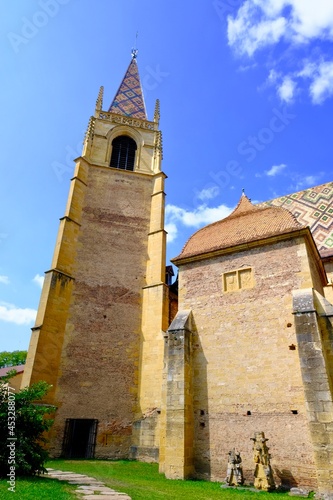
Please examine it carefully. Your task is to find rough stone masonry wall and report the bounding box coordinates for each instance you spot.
[162,311,194,480]
[179,238,319,488]
[293,289,333,495]
[51,166,153,458]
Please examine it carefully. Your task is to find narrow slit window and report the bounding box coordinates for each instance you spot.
[110,135,137,171]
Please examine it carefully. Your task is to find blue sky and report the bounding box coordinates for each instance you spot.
[1,0,333,352]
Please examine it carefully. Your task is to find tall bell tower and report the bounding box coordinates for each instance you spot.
[22,52,169,458]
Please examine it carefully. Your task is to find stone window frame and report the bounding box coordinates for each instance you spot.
[110,135,137,171]
[105,125,143,172]
[222,267,254,293]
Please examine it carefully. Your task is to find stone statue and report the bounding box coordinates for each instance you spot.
[251,432,275,491]
[225,448,244,486]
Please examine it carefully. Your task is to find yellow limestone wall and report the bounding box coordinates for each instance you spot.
[173,235,328,489]
[160,310,195,479]
[131,170,170,461]
[21,158,89,405]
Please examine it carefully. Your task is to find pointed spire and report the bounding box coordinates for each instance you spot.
[108,58,147,120]
[154,99,160,124]
[95,86,104,112]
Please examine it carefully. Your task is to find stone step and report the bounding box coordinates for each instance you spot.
[44,468,132,499]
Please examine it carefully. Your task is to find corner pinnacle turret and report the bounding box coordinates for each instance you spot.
[108,54,147,120]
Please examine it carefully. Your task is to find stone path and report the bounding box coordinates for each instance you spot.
[46,468,132,499]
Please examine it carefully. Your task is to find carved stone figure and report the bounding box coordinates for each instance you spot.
[225,448,244,486]
[251,432,275,491]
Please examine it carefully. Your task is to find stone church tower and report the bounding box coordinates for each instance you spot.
[22,53,169,458]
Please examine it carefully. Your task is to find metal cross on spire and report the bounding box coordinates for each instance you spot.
[131,31,139,59]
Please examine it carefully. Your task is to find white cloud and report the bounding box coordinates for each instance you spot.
[0,301,36,325]
[227,2,287,57]
[33,274,44,288]
[166,203,232,229]
[292,174,322,191]
[265,163,287,176]
[297,61,317,79]
[296,59,333,103]
[309,61,333,104]
[278,76,296,102]
[165,202,232,243]
[289,0,333,42]
[195,186,220,202]
[0,275,10,285]
[269,59,333,104]
[227,1,333,103]
[228,1,333,56]
[165,222,178,243]
[302,175,319,186]
[267,69,280,83]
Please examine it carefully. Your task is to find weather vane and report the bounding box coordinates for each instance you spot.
[131,31,139,59]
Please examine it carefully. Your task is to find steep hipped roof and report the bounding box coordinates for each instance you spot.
[173,194,304,263]
[108,57,147,120]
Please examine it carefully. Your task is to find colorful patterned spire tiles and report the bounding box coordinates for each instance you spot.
[108,58,147,120]
[258,181,333,256]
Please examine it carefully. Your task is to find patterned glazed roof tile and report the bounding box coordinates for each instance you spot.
[258,181,333,256]
[173,194,304,262]
[108,58,147,120]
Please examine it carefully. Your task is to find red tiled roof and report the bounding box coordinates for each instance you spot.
[0,364,25,377]
[173,194,304,263]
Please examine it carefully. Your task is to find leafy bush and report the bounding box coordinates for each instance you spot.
[0,377,55,477]
[0,350,27,368]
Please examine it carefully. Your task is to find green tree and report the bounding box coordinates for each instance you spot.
[0,376,55,477]
[0,350,27,368]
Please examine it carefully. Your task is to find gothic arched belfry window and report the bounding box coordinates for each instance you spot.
[110,135,137,171]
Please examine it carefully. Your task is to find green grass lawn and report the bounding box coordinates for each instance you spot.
[35,459,289,500]
[0,460,294,500]
[0,475,77,499]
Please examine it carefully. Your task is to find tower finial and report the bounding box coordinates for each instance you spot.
[95,85,104,113]
[131,31,139,59]
[154,99,160,124]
